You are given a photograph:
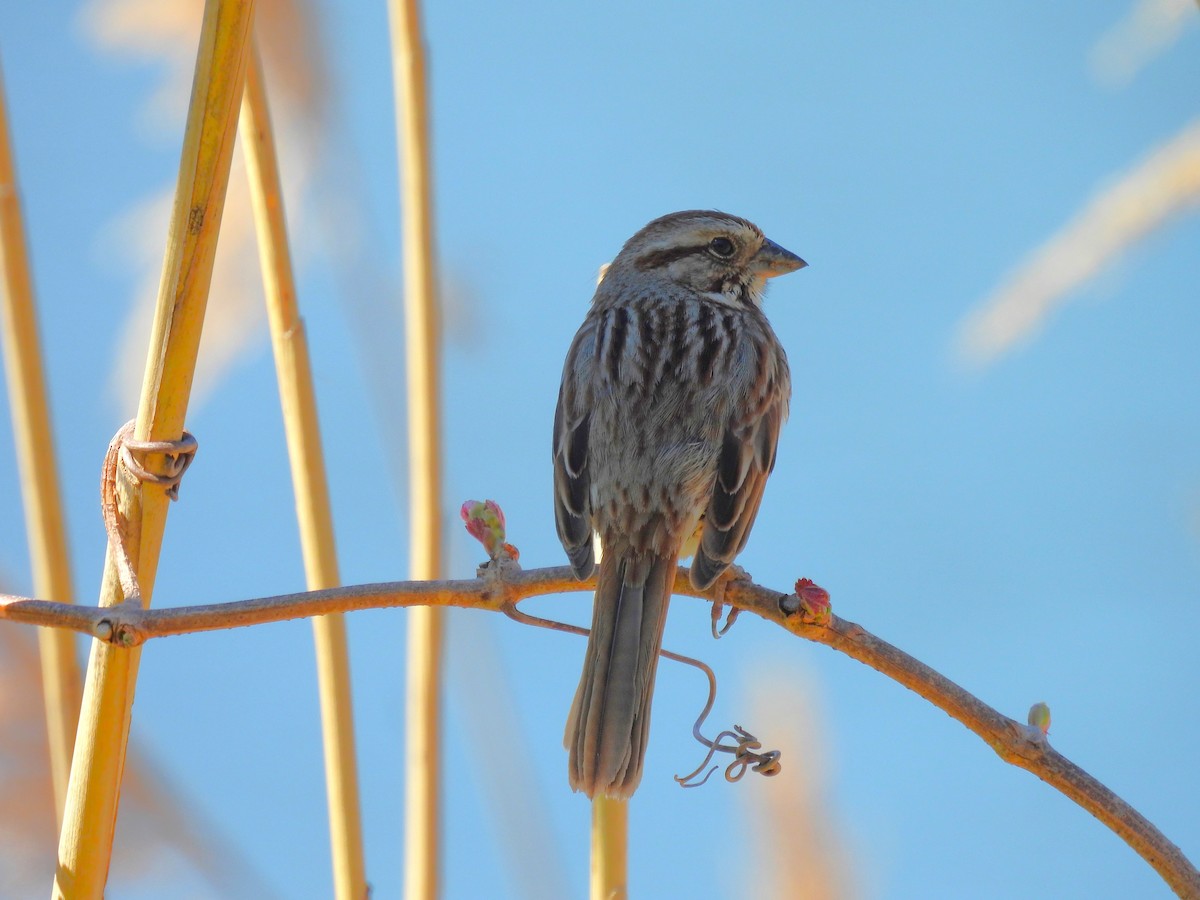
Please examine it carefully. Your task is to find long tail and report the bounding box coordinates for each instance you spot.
[565,549,676,799]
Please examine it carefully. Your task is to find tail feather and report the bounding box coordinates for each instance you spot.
[566,550,676,799]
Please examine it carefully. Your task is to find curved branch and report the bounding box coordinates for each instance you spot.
[721,578,1200,900]
[2,565,1197,896]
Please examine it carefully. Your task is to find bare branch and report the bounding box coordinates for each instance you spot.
[2,565,1197,896]
[729,577,1200,900]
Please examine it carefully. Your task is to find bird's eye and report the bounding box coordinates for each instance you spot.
[708,236,736,259]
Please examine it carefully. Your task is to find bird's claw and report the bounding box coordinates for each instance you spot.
[709,565,749,639]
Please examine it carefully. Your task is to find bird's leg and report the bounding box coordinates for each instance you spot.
[709,564,750,639]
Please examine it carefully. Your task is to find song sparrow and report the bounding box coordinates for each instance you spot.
[553,210,805,798]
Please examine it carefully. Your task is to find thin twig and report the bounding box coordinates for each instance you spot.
[503,601,779,790]
[5,564,1198,897]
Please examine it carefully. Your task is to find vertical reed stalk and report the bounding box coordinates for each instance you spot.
[52,2,255,896]
[0,58,83,828]
[591,797,628,899]
[387,1,444,897]
[589,536,625,891]
[239,42,367,900]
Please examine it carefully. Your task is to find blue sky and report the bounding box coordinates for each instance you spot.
[1,1,1198,897]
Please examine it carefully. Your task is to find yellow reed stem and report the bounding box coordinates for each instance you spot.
[239,43,366,900]
[591,797,628,899]
[52,3,255,897]
[589,546,623,889]
[388,2,444,897]
[0,58,83,827]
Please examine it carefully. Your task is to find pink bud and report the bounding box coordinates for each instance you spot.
[794,578,831,623]
[460,499,510,560]
[484,499,505,531]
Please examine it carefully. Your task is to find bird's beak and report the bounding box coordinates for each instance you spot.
[753,238,807,278]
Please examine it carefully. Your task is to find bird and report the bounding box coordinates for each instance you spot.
[552,210,806,799]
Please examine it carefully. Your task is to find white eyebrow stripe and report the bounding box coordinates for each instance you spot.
[636,236,706,255]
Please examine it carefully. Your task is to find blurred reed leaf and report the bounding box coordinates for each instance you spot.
[955,118,1200,366]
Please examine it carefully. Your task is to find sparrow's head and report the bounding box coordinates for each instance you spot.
[603,210,806,307]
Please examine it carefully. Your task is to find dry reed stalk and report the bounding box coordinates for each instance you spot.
[591,798,628,900]
[744,665,854,900]
[52,2,255,896]
[387,1,445,897]
[447,614,573,899]
[239,41,366,900]
[0,60,83,827]
[588,549,625,892]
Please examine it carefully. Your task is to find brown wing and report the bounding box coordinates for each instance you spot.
[691,395,783,590]
[553,329,596,579]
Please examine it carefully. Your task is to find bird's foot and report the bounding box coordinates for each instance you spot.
[709,564,750,639]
